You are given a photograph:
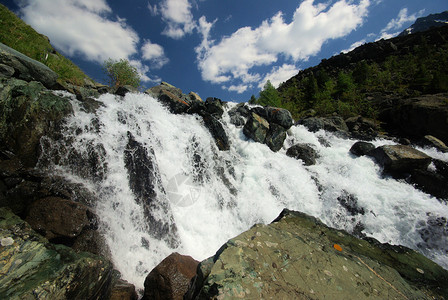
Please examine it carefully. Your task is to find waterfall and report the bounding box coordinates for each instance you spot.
[39,91,448,290]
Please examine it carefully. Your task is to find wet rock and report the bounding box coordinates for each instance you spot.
[114,85,137,97]
[124,132,179,247]
[286,143,319,166]
[72,229,111,257]
[201,113,230,151]
[409,169,448,200]
[228,103,250,127]
[0,78,73,167]
[110,279,138,300]
[417,214,448,254]
[345,115,378,140]
[350,141,376,157]
[337,190,365,215]
[0,207,114,299]
[243,112,270,144]
[368,145,431,178]
[142,252,199,300]
[229,115,245,127]
[265,124,287,152]
[298,115,349,133]
[0,42,58,88]
[186,209,448,299]
[205,97,224,118]
[421,135,448,153]
[252,106,293,129]
[25,196,97,242]
[433,159,448,178]
[158,89,191,114]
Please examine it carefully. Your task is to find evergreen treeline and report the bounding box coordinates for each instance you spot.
[250,29,448,120]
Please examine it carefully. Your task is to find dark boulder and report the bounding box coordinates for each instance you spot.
[298,116,348,133]
[368,145,431,178]
[286,143,319,166]
[345,115,378,140]
[420,135,448,153]
[146,81,184,99]
[201,113,230,151]
[25,196,97,242]
[337,190,365,215]
[158,90,190,114]
[0,63,14,78]
[409,169,448,200]
[350,141,376,157]
[228,103,250,127]
[0,42,58,89]
[379,94,448,145]
[205,97,224,118]
[114,85,138,96]
[265,124,287,152]
[433,159,448,178]
[243,112,270,144]
[124,132,179,247]
[110,279,138,300]
[252,106,293,129]
[0,78,73,167]
[0,207,114,299]
[142,252,199,300]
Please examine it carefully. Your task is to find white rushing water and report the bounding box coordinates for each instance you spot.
[42,91,448,290]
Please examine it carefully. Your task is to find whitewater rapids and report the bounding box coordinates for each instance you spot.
[42,91,448,290]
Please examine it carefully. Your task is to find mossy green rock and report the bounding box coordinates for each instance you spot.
[0,207,113,299]
[0,78,73,167]
[188,209,448,299]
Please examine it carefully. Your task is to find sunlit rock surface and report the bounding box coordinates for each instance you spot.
[187,209,448,299]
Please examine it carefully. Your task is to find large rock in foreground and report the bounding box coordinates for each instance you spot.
[187,209,448,299]
[0,207,113,299]
[142,252,199,300]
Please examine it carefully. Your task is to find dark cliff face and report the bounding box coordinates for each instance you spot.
[399,11,448,36]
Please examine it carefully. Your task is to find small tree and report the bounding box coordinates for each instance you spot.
[103,58,140,88]
[258,80,281,107]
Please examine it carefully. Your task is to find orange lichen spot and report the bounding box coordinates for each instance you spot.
[333,244,342,251]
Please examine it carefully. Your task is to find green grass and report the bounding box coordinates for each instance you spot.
[0,4,91,85]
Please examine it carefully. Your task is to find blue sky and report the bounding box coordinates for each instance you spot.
[2,0,447,102]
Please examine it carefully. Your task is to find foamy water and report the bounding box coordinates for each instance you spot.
[43,92,448,290]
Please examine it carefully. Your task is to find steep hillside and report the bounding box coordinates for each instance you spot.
[272,24,448,119]
[400,11,448,36]
[0,4,91,85]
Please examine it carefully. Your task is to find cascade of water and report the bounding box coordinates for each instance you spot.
[40,91,448,290]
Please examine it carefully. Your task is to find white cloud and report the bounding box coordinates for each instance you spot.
[196,0,370,91]
[129,59,161,83]
[258,64,300,89]
[223,84,249,94]
[150,0,196,39]
[380,8,425,37]
[18,0,139,63]
[341,39,366,54]
[141,40,169,69]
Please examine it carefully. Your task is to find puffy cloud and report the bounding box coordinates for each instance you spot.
[18,0,139,63]
[341,39,367,54]
[223,84,249,94]
[129,59,161,83]
[197,0,370,91]
[379,8,425,38]
[141,40,169,69]
[258,64,300,89]
[150,0,196,39]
